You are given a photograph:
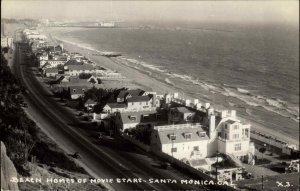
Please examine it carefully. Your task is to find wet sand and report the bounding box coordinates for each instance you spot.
[42,27,298,147]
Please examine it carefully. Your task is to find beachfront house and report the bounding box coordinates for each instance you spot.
[69,86,87,100]
[125,95,153,111]
[66,64,95,76]
[117,89,146,103]
[150,123,209,161]
[102,103,127,114]
[44,67,59,77]
[47,56,68,68]
[161,93,255,163]
[84,99,97,111]
[216,116,254,160]
[63,59,84,70]
[168,106,196,124]
[114,110,167,131]
[38,52,49,67]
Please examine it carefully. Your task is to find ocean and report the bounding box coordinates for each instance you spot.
[47,21,299,139]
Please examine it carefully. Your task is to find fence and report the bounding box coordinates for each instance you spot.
[122,133,151,152]
[250,130,288,149]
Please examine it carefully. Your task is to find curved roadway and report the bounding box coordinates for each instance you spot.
[13,42,209,191]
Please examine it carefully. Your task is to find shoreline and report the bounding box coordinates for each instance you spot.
[42,28,298,147]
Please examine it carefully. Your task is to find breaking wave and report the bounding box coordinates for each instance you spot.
[53,35,299,122]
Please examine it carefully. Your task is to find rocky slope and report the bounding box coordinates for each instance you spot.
[1,141,19,191]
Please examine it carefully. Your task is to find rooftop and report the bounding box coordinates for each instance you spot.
[106,103,127,109]
[226,119,237,124]
[172,106,194,114]
[64,59,84,66]
[44,67,58,73]
[69,86,88,95]
[119,110,167,125]
[85,99,97,105]
[117,89,145,99]
[68,64,94,71]
[155,124,209,144]
[126,95,152,103]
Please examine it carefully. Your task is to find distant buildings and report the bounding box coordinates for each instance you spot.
[1,36,13,49]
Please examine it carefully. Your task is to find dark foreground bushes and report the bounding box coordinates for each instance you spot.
[0,51,85,176]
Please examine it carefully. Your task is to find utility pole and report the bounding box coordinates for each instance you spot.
[171,139,174,159]
[216,152,219,182]
[261,175,264,190]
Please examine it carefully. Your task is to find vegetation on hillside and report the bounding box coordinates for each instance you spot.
[0,51,85,175]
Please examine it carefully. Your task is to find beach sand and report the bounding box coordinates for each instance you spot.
[40,27,298,148]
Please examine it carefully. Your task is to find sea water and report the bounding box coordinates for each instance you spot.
[48,21,299,139]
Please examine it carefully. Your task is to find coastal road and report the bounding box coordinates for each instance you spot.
[13,42,210,191]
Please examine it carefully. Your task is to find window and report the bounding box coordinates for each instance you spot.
[131,102,134,106]
[143,115,149,120]
[170,134,176,141]
[233,134,239,139]
[193,146,199,151]
[146,102,148,105]
[245,129,249,138]
[129,116,137,121]
[225,124,228,129]
[184,133,192,139]
[199,132,206,137]
[225,133,228,139]
[171,148,177,152]
[234,143,241,151]
[139,102,142,105]
[234,125,239,130]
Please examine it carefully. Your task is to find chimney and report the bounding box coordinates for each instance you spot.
[165,94,171,104]
[230,110,236,118]
[60,44,64,51]
[209,115,216,138]
[194,99,199,105]
[185,100,190,106]
[207,108,214,115]
[196,103,202,110]
[221,110,228,118]
[205,103,210,109]
[173,92,179,98]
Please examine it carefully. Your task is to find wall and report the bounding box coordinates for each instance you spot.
[123,134,150,152]
[162,141,208,160]
[250,130,288,149]
[218,138,250,157]
[127,100,152,111]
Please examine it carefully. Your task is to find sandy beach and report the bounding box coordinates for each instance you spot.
[36,26,298,148]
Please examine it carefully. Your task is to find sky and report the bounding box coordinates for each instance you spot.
[1,1,299,24]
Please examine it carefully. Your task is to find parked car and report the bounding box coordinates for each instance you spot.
[160,162,171,169]
[21,103,28,108]
[72,152,81,159]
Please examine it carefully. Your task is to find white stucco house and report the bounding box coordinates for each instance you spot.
[151,123,209,161]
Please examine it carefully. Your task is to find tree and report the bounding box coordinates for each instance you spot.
[2,47,9,53]
[89,77,96,84]
[259,147,267,161]
[57,64,64,71]
[79,73,91,79]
